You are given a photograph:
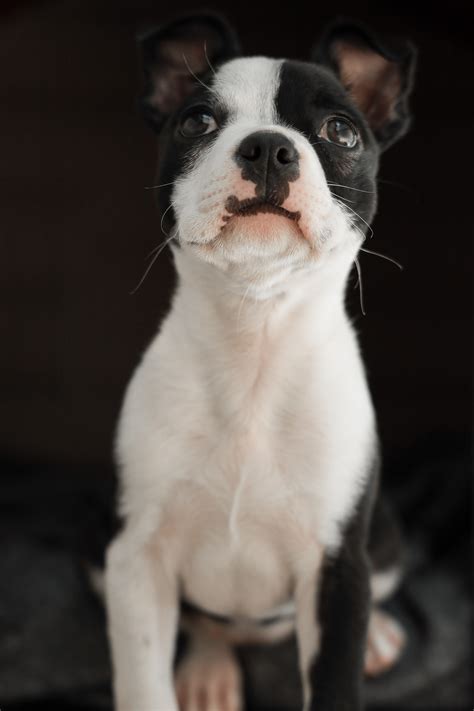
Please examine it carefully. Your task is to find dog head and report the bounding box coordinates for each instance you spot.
[139,15,415,297]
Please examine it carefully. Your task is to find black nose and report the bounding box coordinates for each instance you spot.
[235,131,300,202]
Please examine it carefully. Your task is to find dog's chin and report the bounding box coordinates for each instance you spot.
[221,213,303,245]
[194,214,309,266]
[180,212,323,290]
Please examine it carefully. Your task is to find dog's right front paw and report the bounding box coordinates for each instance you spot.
[175,637,243,711]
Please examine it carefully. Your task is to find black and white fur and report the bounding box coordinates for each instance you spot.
[105,15,416,711]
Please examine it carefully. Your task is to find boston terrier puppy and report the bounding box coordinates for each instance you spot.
[105,14,416,711]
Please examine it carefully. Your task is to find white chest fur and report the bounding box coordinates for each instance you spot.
[116,247,375,618]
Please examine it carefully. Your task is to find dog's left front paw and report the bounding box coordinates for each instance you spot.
[365,607,406,677]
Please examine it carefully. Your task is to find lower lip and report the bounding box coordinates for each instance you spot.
[224,205,300,223]
[219,212,306,243]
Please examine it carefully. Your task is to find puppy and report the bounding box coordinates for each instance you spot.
[105,14,416,711]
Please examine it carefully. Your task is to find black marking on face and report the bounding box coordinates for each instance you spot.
[234,130,300,205]
[223,195,301,227]
[138,14,241,240]
[154,82,228,238]
[276,60,380,235]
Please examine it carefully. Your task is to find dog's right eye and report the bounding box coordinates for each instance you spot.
[180,110,218,138]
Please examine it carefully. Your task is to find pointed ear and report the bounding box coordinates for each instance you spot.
[313,21,416,150]
[138,14,241,132]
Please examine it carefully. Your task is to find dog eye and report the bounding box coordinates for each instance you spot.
[318,117,358,148]
[180,110,218,138]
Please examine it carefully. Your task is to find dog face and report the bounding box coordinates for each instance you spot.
[140,15,415,295]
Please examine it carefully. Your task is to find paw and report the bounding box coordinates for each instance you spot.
[175,639,243,711]
[365,608,406,677]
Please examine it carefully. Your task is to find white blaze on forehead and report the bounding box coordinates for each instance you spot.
[212,57,283,123]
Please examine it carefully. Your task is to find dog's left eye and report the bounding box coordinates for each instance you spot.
[318,117,358,148]
[180,110,218,138]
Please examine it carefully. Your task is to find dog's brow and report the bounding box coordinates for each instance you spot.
[212,57,282,123]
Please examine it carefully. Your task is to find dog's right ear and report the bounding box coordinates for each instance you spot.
[138,14,241,132]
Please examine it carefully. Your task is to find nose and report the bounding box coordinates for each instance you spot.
[235,131,300,201]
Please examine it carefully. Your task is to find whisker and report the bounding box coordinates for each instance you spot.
[237,281,254,326]
[353,224,368,244]
[329,190,356,204]
[203,41,216,76]
[353,257,366,316]
[182,53,213,92]
[144,181,174,191]
[331,195,373,242]
[377,178,413,193]
[327,182,375,194]
[130,233,176,295]
[145,236,175,260]
[160,201,175,237]
[360,247,403,271]
[333,197,374,240]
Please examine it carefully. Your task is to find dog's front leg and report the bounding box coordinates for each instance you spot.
[295,544,370,711]
[105,533,179,711]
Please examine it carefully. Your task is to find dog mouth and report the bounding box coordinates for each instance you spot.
[222,195,301,227]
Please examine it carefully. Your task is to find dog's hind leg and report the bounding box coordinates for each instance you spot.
[366,494,406,677]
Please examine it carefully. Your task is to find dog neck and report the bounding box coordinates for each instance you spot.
[171,243,355,357]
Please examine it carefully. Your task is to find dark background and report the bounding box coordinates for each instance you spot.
[0,1,472,709]
[1,0,472,467]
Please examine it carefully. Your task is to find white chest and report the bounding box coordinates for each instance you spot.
[117,264,375,619]
[157,422,325,617]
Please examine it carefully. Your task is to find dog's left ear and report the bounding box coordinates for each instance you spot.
[313,21,416,150]
[139,14,241,132]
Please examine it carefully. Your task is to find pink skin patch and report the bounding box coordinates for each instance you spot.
[212,149,331,248]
